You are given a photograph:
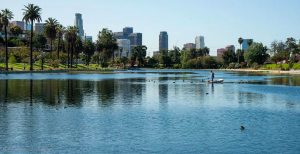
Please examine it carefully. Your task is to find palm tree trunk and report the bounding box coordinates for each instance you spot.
[5,26,8,71]
[67,43,70,68]
[71,41,74,68]
[50,39,53,52]
[30,20,33,71]
[57,37,60,59]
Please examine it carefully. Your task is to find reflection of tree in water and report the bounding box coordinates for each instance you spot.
[65,80,84,107]
[270,77,300,86]
[237,91,265,104]
[96,79,115,106]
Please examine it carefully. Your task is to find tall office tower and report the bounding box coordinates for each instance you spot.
[241,39,253,51]
[75,13,84,37]
[113,32,125,39]
[123,27,133,38]
[34,23,45,34]
[195,36,205,49]
[129,33,142,46]
[159,31,168,51]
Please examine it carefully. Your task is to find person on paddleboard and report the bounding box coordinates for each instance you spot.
[211,70,215,82]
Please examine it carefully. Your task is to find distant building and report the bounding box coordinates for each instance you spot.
[241,39,253,51]
[85,36,93,42]
[123,27,133,38]
[183,43,196,50]
[116,39,131,58]
[34,23,45,34]
[75,13,84,37]
[159,31,168,51]
[195,36,205,49]
[129,33,142,47]
[217,48,226,58]
[11,21,25,30]
[153,51,160,57]
[113,32,125,39]
[25,24,32,31]
[225,45,235,52]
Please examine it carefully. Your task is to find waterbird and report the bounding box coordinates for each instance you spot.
[240,125,245,131]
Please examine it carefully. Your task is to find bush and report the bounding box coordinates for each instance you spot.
[8,54,17,64]
[228,63,236,69]
[48,59,60,68]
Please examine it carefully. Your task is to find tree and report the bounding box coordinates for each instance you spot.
[82,40,95,65]
[168,46,181,65]
[159,50,171,67]
[236,49,245,63]
[238,37,243,50]
[33,33,47,51]
[56,24,64,59]
[131,45,147,67]
[245,42,269,65]
[65,26,78,68]
[202,47,210,56]
[23,4,42,71]
[247,39,253,47]
[222,49,237,66]
[1,9,14,71]
[44,17,58,52]
[10,25,22,37]
[96,28,118,62]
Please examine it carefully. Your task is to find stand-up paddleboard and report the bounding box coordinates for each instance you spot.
[208,79,224,83]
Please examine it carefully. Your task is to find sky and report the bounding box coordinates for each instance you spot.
[1,0,300,56]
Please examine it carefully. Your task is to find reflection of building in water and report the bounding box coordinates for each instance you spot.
[159,78,169,104]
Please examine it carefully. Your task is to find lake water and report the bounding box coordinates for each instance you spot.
[0,70,300,153]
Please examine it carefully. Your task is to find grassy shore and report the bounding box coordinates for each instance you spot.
[0,63,119,72]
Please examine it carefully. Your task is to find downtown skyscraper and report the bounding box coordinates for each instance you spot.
[195,36,205,49]
[159,31,168,51]
[75,13,84,37]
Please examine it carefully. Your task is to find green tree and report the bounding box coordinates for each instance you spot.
[83,40,95,65]
[23,4,42,71]
[56,24,64,59]
[10,25,22,37]
[131,45,147,67]
[64,26,78,68]
[169,46,181,65]
[247,39,253,47]
[44,17,58,52]
[244,42,269,65]
[222,49,237,66]
[33,33,47,51]
[158,50,171,67]
[1,9,14,71]
[236,49,244,63]
[96,28,118,63]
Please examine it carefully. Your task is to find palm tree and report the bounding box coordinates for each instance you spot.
[56,24,64,59]
[238,37,243,50]
[23,4,42,71]
[247,39,253,47]
[1,9,14,71]
[44,17,58,52]
[65,26,78,68]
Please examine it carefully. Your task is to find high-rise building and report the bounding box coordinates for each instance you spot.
[217,48,226,58]
[129,33,142,46]
[159,31,168,51]
[183,43,196,50]
[11,21,25,30]
[241,39,253,51]
[225,45,235,52]
[195,36,205,49]
[116,39,131,58]
[113,32,125,39]
[75,13,84,37]
[85,36,93,42]
[34,23,45,34]
[123,27,133,38]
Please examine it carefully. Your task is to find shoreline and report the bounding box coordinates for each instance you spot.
[1,68,300,75]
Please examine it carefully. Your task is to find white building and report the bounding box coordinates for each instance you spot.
[195,36,205,49]
[116,39,131,58]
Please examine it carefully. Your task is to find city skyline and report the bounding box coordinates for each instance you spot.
[1,0,300,56]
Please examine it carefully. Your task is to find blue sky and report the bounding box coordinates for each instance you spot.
[1,0,300,55]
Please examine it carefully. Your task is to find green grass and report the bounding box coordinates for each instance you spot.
[0,63,119,71]
[261,63,300,70]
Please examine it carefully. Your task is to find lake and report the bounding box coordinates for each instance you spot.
[0,70,300,153]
